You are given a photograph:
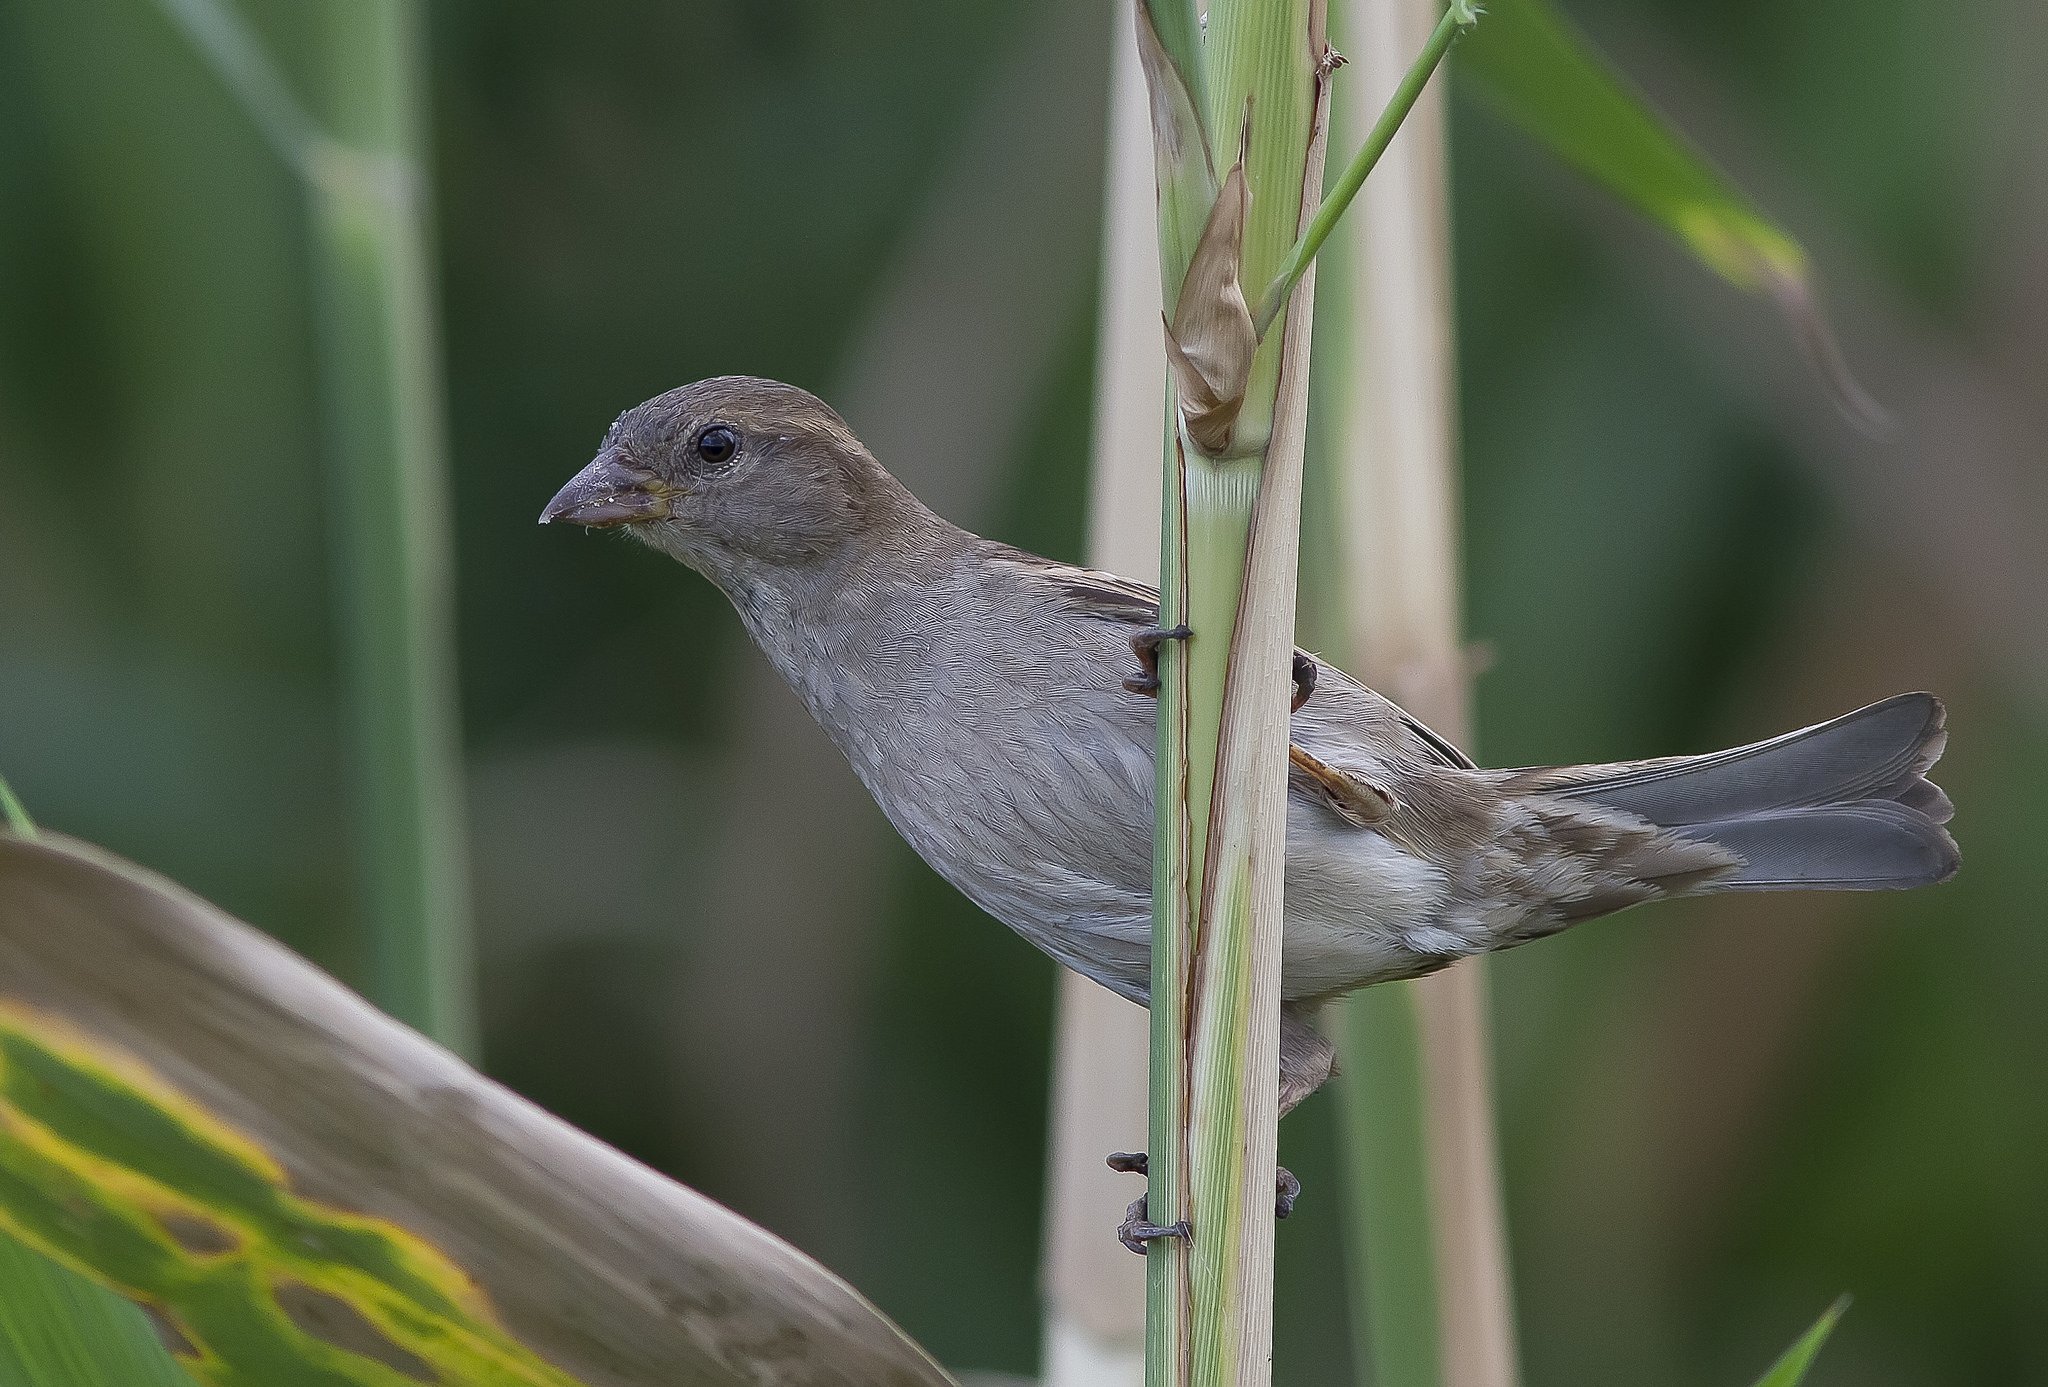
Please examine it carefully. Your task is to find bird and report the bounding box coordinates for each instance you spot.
[542,375,1957,1241]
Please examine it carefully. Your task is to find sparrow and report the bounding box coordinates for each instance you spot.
[542,376,1957,1235]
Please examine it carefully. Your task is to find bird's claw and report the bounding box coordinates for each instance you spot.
[1275,1164,1301,1220]
[1110,1153,1180,1254]
[1291,652,1317,713]
[1122,627,1314,713]
[1123,625,1191,697]
[1106,1151,1300,1245]
[1117,1195,1191,1255]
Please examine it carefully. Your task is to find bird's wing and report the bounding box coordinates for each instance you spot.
[1286,744,1395,824]
[1036,559,1476,773]
[1042,563,1163,626]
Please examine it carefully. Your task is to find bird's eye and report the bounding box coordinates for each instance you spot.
[693,424,740,467]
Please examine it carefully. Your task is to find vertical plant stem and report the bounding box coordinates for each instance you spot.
[1335,985,1444,1385]
[1138,1,1330,1383]
[1137,6,1210,1383]
[155,0,474,1053]
[305,2,476,1054]
[1311,1,1519,1385]
[1145,328,1197,1387]
[1411,966,1518,1387]
[1042,19,1161,1387]
[1184,9,1321,1379]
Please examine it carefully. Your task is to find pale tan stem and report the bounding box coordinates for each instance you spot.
[1331,2,1518,1385]
[1043,977,1152,1383]
[1412,968,1519,1387]
[1040,21,1162,1387]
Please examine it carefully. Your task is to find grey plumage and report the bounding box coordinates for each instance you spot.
[543,376,1958,1112]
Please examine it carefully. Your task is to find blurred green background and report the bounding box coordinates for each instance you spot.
[1,0,2041,1383]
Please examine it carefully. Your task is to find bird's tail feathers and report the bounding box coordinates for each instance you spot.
[1506,692,1957,893]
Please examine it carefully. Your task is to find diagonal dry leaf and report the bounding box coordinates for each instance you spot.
[0,832,956,1387]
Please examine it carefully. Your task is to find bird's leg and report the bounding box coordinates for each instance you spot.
[1106,1151,1300,1252]
[1122,625,1191,697]
[1117,1194,1191,1255]
[1291,651,1317,712]
[1109,1153,1185,1253]
[1122,627,1315,713]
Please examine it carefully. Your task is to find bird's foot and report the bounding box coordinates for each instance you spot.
[1117,1195,1191,1255]
[1291,651,1317,713]
[1122,625,1191,697]
[1105,1151,1300,1250]
[1122,627,1314,713]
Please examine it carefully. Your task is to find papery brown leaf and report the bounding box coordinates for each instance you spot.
[1164,133,1256,456]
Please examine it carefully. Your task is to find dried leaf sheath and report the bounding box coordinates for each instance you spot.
[1163,140,1257,456]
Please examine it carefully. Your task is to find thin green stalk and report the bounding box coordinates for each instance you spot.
[1336,986,1443,1386]
[1254,0,1475,337]
[305,2,475,1055]
[0,775,36,839]
[1139,0,1474,1379]
[1136,1,1210,1375]
[1145,387,1195,1387]
[154,0,322,171]
[153,0,475,1053]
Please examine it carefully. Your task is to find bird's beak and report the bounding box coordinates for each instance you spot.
[539,451,673,527]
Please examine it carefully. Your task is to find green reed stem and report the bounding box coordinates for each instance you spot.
[1254,1,1474,337]
[305,2,475,1056]
[154,0,475,1054]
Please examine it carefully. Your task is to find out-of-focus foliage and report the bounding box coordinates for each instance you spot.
[0,1001,581,1386]
[0,1236,192,1387]
[0,789,189,1387]
[1459,0,1803,293]
[0,0,2040,1384]
[1750,1298,1849,1387]
[1454,0,1883,424]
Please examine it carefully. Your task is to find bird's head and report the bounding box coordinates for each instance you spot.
[541,376,897,582]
